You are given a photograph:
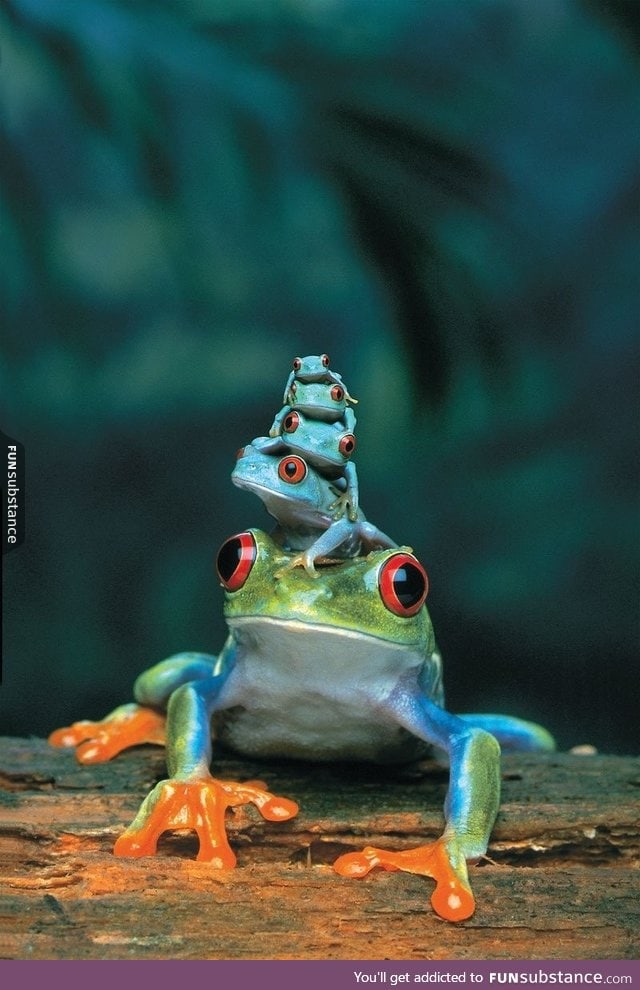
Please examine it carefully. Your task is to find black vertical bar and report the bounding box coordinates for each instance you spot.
[0,534,3,684]
[1,429,26,685]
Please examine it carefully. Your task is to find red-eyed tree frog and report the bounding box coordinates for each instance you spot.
[50,529,554,923]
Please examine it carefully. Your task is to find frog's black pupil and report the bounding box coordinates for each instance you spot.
[217,537,243,581]
[284,461,297,478]
[393,562,426,607]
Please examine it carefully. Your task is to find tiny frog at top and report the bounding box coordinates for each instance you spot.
[50,352,554,923]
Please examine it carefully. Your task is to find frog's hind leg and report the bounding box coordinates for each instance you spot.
[133,652,219,708]
[457,713,555,753]
[49,652,218,764]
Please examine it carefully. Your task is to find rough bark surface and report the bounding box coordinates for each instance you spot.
[0,738,638,960]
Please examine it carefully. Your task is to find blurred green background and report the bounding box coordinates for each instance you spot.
[1,0,638,754]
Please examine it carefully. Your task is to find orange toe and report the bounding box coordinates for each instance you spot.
[49,705,166,764]
[334,836,475,923]
[114,778,237,867]
[115,776,298,868]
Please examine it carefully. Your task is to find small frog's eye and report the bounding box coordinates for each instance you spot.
[216,532,257,591]
[293,357,302,371]
[283,411,300,433]
[331,385,344,401]
[378,553,428,617]
[278,455,307,484]
[338,434,356,458]
[321,353,330,367]
[235,447,246,460]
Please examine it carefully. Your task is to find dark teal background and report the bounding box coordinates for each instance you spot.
[1,0,638,754]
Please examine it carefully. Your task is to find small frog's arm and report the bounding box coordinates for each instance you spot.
[343,407,357,432]
[113,642,298,866]
[268,406,291,437]
[251,434,284,455]
[327,461,359,523]
[344,461,359,521]
[282,372,296,403]
[334,682,502,923]
[280,517,397,577]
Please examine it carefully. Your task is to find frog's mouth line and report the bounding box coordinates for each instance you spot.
[233,479,299,501]
[232,479,332,524]
[227,614,426,651]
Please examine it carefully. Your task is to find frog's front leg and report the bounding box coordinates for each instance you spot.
[114,671,299,867]
[251,434,285,455]
[334,684,501,923]
[48,653,217,764]
[268,406,290,437]
[343,406,357,432]
[342,461,359,521]
[280,518,397,577]
[328,462,359,522]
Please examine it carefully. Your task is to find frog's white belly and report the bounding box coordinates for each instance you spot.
[213,617,439,763]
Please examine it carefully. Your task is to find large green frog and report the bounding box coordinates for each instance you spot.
[50,529,554,923]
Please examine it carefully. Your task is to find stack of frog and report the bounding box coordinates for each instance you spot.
[50,353,555,924]
[234,353,397,574]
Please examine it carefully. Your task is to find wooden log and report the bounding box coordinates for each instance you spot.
[0,737,638,960]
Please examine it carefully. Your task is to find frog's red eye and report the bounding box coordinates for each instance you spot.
[378,553,428,617]
[338,434,356,458]
[216,532,257,591]
[283,411,300,433]
[321,353,330,367]
[278,456,307,484]
[235,447,246,461]
[293,357,302,371]
[331,385,344,401]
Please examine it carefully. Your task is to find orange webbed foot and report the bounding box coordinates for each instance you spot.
[48,704,166,763]
[334,836,475,923]
[114,776,299,868]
